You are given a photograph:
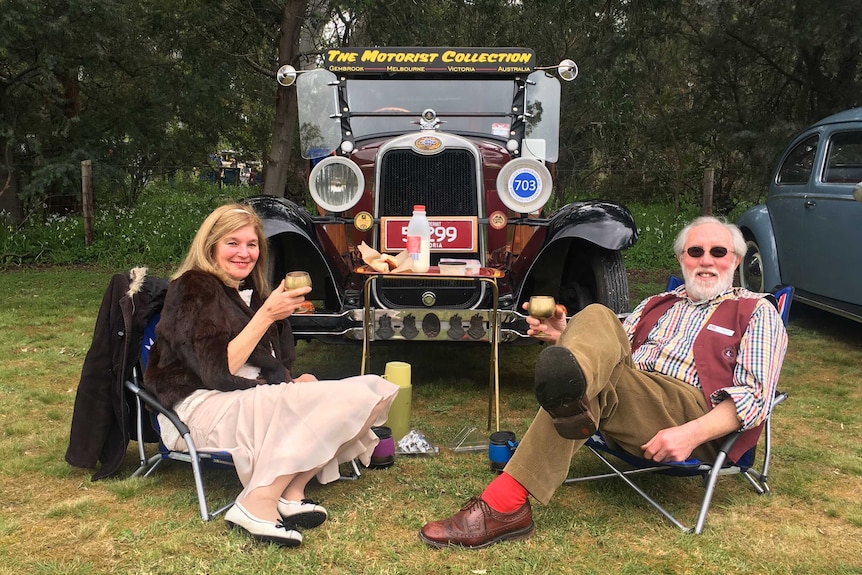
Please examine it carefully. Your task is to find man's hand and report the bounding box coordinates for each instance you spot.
[641,425,700,463]
[524,302,568,343]
[641,400,741,463]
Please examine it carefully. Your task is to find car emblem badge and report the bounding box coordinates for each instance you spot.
[354,211,374,232]
[414,136,442,151]
[489,210,508,230]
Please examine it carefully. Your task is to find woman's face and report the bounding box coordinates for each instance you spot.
[214,224,259,282]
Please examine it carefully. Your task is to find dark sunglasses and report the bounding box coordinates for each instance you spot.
[686,246,729,258]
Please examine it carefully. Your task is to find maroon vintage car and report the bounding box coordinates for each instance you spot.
[246,47,637,345]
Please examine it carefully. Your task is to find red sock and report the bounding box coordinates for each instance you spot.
[480,472,529,513]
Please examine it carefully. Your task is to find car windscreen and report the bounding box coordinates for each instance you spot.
[345,79,516,139]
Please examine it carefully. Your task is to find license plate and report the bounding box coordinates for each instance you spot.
[381,216,478,252]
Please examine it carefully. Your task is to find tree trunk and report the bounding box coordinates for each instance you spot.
[0,137,24,224]
[262,0,308,198]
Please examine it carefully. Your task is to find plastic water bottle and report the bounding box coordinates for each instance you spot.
[406,204,431,273]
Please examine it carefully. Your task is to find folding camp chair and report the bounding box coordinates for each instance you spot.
[563,278,794,534]
[126,313,362,521]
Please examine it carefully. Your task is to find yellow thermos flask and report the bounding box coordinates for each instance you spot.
[383,361,412,442]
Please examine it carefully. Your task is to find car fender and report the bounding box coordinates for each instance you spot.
[545,200,638,249]
[242,195,350,304]
[736,204,782,291]
[511,200,637,297]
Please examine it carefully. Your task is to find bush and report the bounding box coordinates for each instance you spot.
[622,203,701,270]
[0,180,250,268]
[3,181,709,272]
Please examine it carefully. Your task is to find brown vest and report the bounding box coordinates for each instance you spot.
[631,293,762,463]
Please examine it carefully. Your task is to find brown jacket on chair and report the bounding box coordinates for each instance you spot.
[65,268,168,480]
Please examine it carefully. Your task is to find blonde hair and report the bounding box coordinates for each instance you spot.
[173,203,271,296]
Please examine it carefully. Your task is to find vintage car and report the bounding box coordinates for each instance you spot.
[737,107,862,323]
[246,47,638,345]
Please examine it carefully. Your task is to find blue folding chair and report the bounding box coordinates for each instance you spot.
[126,313,362,521]
[126,313,240,521]
[564,278,794,534]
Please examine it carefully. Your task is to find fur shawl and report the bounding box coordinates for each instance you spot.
[144,269,296,409]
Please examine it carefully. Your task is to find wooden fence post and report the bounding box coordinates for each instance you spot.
[82,160,93,246]
[702,167,714,216]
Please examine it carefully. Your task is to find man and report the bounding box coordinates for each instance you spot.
[419,216,788,549]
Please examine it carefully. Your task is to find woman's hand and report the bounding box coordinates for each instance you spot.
[227,282,312,375]
[523,302,568,343]
[292,373,318,383]
[260,281,312,322]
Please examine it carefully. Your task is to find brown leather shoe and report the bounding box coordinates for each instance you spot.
[419,497,534,549]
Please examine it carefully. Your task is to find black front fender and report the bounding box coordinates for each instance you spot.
[243,195,349,312]
[509,200,637,311]
[546,200,638,250]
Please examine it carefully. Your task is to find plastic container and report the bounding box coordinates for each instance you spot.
[406,205,431,273]
[368,426,396,469]
[383,361,412,442]
[438,260,466,275]
[488,430,518,473]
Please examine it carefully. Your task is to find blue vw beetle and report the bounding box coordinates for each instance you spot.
[737,107,862,322]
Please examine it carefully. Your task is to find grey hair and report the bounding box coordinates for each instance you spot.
[673,216,746,258]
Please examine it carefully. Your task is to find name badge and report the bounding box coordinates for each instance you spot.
[707,324,735,337]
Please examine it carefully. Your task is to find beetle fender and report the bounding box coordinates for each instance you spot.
[736,204,782,292]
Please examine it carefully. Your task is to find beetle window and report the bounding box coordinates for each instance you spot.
[823,131,862,184]
[777,135,818,184]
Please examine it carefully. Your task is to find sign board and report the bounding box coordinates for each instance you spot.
[324,47,536,75]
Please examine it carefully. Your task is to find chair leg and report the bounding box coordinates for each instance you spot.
[588,448,691,532]
[692,451,729,534]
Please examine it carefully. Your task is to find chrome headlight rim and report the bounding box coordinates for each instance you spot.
[308,156,365,214]
[495,158,553,214]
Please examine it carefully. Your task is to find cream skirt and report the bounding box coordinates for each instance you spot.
[159,375,398,500]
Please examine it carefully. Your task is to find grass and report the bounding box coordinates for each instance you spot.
[0,266,860,574]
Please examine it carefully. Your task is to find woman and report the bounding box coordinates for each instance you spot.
[145,203,398,547]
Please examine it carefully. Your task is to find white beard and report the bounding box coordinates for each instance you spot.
[682,268,734,302]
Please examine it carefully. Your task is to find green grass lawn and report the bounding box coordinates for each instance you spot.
[0,266,859,574]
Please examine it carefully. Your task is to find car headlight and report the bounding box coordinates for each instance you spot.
[495,158,553,214]
[308,156,365,213]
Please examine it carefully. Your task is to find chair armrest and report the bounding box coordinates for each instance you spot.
[125,378,190,436]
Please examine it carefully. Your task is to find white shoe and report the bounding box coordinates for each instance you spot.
[225,502,302,547]
[277,498,328,529]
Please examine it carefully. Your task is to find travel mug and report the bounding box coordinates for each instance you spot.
[383,361,412,442]
[488,430,518,472]
[369,426,396,469]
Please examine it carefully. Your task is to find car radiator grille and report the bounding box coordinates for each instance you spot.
[378,149,478,216]
[376,147,483,309]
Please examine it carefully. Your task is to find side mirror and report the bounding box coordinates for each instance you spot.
[276,64,298,87]
[557,59,578,82]
[536,59,579,82]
